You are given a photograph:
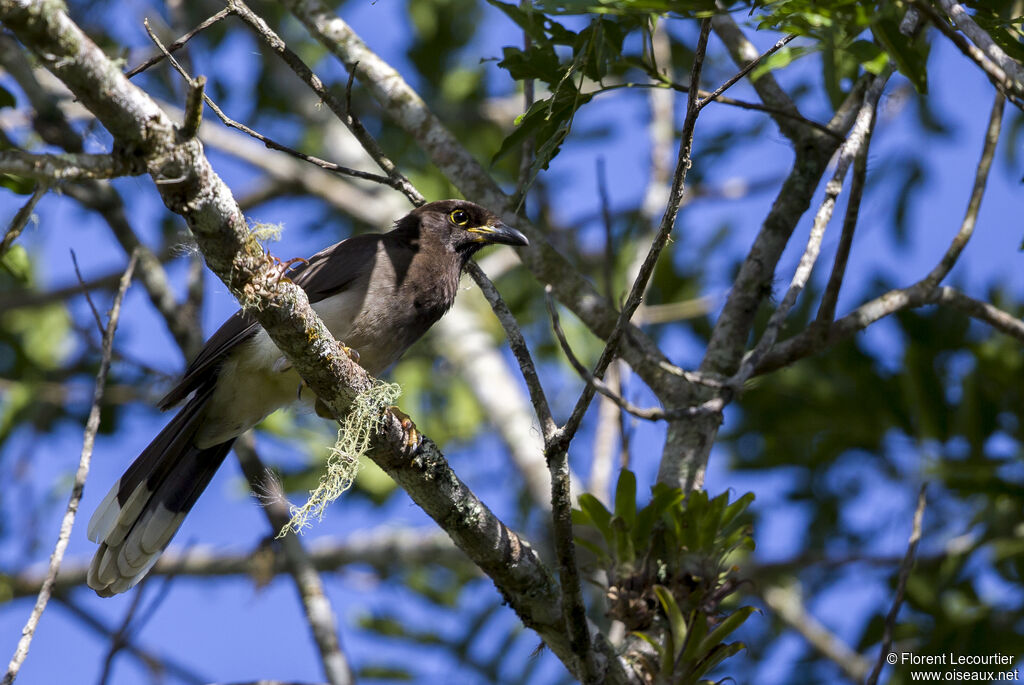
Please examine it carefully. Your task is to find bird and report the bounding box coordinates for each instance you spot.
[86,199,528,596]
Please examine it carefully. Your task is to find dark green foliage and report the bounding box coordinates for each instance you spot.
[574,471,757,682]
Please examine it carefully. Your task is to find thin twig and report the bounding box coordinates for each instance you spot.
[541,21,712,684]
[124,7,235,79]
[464,261,556,441]
[56,596,207,685]
[733,68,892,386]
[235,438,356,685]
[96,579,148,685]
[762,584,871,682]
[227,0,424,206]
[70,249,104,335]
[142,18,398,190]
[0,185,46,258]
[919,92,1004,289]
[545,289,721,422]
[3,251,137,685]
[816,112,875,327]
[695,33,796,112]
[930,287,1024,342]
[866,484,927,685]
[557,18,712,446]
[758,90,1010,374]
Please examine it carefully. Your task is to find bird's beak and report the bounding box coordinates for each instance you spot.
[467,222,530,247]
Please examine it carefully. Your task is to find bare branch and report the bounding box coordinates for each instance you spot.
[9,529,467,598]
[235,438,355,685]
[930,0,1024,109]
[758,91,1007,374]
[545,289,722,423]
[465,261,556,441]
[142,18,399,190]
[695,33,796,112]
[0,184,46,258]
[930,287,1024,342]
[733,68,892,385]
[709,11,809,142]
[0,40,205,357]
[3,251,136,685]
[0,149,140,180]
[762,584,871,682]
[815,113,874,327]
[56,597,207,685]
[866,485,927,685]
[124,7,235,79]
[919,92,1004,289]
[227,0,424,206]
[559,19,711,445]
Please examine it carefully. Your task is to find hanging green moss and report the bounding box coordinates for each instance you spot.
[277,379,402,537]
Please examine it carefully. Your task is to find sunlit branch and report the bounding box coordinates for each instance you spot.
[3,252,137,685]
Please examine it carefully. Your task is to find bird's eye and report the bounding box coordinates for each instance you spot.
[449,209,469,226]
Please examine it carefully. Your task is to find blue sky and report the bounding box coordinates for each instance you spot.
[1,2,1021,684]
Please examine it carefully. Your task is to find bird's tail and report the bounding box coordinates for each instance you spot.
[87,389,233,596]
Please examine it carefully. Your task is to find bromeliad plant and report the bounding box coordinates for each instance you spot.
[573,471,757,684]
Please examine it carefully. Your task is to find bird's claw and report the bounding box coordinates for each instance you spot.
[336,341,360,365]
[387,406,420,450]
[266,255,308,286]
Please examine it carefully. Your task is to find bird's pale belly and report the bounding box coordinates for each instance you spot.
[193,329,306,448]
[191,291,435,448]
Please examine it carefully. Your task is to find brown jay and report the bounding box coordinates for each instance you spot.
[87,199,528,596]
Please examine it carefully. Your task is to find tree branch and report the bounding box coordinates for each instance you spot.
[3,250,136,685]
[0,4,626,679]
[280,0,681,406]
[761,583,871,682]
[0,185,46,258]
[235,438,355,685]
[865,484,927,685]
[756,91,1007,374]
[0,149,141,180]
[732,67,892,386]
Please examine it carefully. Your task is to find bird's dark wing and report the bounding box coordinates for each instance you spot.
[156,234,384,410]
[288,233,382,302]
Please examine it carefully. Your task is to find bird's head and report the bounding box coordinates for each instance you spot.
[395,200,529,257]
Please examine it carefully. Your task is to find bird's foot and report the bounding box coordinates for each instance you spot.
[387,406,420,450]
[335,340,360,365]
[266,254,308,286]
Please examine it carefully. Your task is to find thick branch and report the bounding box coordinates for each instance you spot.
[0,149,141,180]
[0,3,621,679]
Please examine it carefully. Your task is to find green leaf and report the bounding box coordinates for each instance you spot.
[575,535,612,564]
[576,493,614,543]
[691,641,746,681]
[654,584,687,667]
[611,515,636,566]
[0,174,36,195]
[694,606,758,661]
[497,44,561,83]
[613,469,637,527]
[871,17,928,93]
[634,484,685,547]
